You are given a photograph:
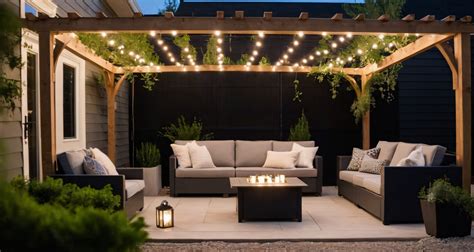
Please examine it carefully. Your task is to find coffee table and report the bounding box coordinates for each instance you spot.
[229,177,307,222]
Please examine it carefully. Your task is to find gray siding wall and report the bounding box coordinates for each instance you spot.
[85,61,129,166]
[53,0,115,17]
[0,0,22,180]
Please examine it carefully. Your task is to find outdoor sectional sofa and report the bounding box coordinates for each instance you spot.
[52,152,145,219]
[169,140,323,196]
[337,141,462,225]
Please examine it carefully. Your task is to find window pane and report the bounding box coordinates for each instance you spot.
[63,64,76,139]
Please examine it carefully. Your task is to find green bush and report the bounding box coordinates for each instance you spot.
[11,177,120,212]
[136,142,161,167]
[161,115,213,141]
[288,111,311,141]
[0,182,147,251]
[419,179,474,218]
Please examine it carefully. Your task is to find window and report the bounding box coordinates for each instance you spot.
[63,64,76,139]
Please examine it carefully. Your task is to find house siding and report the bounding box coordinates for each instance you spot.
[85,61,129,166]
[53,0,115,18]
[0,0,23,180]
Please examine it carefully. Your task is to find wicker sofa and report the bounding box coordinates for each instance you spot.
[52,151,144,219]
[170,140,323,196]
[337,141,462,225]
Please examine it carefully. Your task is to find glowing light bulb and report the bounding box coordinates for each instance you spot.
[167,52,172,57]
[276,62,281,66]
[100,32,107,37]
[157,39,164,45]
[339,37,345,42]
[129,51,135,56]
[250,56,255,61]
[171,30,178,36]
[378,34,385,39]
[217,47,222,53]
[328,63,334,68]
[388,42,394,48]
[176,62,181,66]
[187,54,192,59]
[256,41,262,47]
[217,38,223,44]
[302,59,308,64]
[293,40,299,46]
[246,62,251,66]
[297,31,304,38]
[357,49,363,55]
[252,50,258,56]
[283,54,288,59]
[323,50,329,55]
[279,59,284,63]
[293,63,299,67]
[258,31,265,38]
[346,32,353,38]
[415,33,420,37]
[184,47,189,52]
[149,62,154,66]
[316,51,321,56]
[218,53,224,58]
[214,30,221,36]
[120,50,124,54]
[309,55,314,60]
[288,48,294,53]
[108,40,115,46]
[348,56,353,62]
[331,42,338,48]
[322,32,328,37]
[372,43,378,49]
[150,31,156,37]
[163,46,168,51]
[170,57,175,62]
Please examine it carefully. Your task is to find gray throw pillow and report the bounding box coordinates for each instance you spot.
[359,154,387,174]
[65,150,86,174]
[347,147,380,171]
[83,156,108,175]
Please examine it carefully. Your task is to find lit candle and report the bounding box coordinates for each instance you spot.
[250,175,257,184]
[268,176,273,184]
[275,176,281,183]
[163,210,172,226]
[258,175,265,184]
[279,174,286,183]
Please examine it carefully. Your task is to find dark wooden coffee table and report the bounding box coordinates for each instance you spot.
[229,177,307,222]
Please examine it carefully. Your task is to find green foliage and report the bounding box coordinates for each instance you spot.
[350,92,372,123]
[173,35,197,62]
[236,54,251,65]
[11,177,120,212]
[293,79,302,102]
[288,111,311,141]
[161,115,213,141]
[0,4,22,112]
[0,181,147,251]
[159,0,179,14]
[136,142,161,167]
[203,36,219,65]
[343,0,406,19]
[139,72,159,91]
[78,33,158,67]
[419,179,474,218]
[309,68,347,99]
[258,56,271,66]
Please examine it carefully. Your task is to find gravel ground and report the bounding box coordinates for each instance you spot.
[142,237,474,252]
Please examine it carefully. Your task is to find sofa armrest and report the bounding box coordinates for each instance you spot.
[381,165,462,224]
[169,155,178,196]
[337,156,351,172]
[117,168,143,180]
[50,174,126,209]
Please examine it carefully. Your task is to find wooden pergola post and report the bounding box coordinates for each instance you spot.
[105,72,128,164]
[361,74,370,149]
[38,31,56,178]
[453,33,472,191]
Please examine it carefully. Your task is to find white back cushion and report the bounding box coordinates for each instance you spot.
[389,142,418,166]
[91,148,118,175]
[188,144,216,169]
[170,141,195,168]
[396,146,426,166]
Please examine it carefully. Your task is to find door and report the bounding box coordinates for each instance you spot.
[25,52,39,179]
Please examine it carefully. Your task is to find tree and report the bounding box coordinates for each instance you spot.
[159,0,179,15]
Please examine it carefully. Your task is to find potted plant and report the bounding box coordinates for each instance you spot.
[136,142,161,196]
[419,179,474,238]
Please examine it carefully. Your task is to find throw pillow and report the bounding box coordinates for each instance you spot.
[83,156,108,175]
[397,146,426,167]
[291,143,318,168]
[359,155,387,174]
[187,143,216,169]
[347,147,381,171]
[170,143,192,168]
[262,151,300,169]
[65,150,86,174]
[91,148,119,175]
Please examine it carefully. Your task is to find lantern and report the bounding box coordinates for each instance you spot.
[156,200,174,228]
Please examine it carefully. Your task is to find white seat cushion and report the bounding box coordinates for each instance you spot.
[176,167,235,178]
[235,167,317,177]
[125,180,145,199]
[339,170,358,183]
[352,172,381,195]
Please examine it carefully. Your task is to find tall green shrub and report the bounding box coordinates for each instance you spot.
[288,111,311,141]
[136,142,161,167]
[0,181,147,251]
[162,115,213,141]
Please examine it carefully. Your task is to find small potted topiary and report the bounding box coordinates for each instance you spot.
[136,142,161,196]
[419,179,474,238]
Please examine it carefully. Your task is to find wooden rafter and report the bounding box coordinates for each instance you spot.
[435,42,458,89]
[23,16,474,35]
[363,34,454,75]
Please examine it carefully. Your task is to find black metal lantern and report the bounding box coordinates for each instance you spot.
[156,200,174,228]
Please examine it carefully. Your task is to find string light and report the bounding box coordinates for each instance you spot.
[252,50,258,56]
[309,55,314,60]
[316,51,321,56]
[150,31,156,37]
[322,32,328,37]
[378,34,385,40]
[388,42,394,48]
[108,40,115,46]
[214,30,221,36]
[100,32,107,37]
[357,49,363,55]
[249,56,255,61]
[157,39,164,45]
[217,47,222,53]
[293,40,299,46]
[346,32,353,38]
[372,43,378,49]
[283,54,289,59]
[217,38,223,44]
[339,37,345,42]
[184,47,189,53]
[302,59,308,64]
[331,42,338,48]
[323,50,329,55]
[288,48,294,53]
[129,51,135,56]
[297,31,304,38]
[258,31,265,38]
[256,41,262,47]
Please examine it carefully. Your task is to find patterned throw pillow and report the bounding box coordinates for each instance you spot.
[359,154,387,174]
[347,147,381,171]
[83,156,108,175]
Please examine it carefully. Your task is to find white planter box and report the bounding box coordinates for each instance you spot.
[141,165,162,196]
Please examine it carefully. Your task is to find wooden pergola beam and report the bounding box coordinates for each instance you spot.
[435,42,458,89]
[23,16,474,35]
[114,65,364,75]
[363,34,454,75]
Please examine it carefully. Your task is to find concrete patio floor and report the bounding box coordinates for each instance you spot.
[138,186,474,241]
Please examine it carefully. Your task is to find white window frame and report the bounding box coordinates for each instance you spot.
[55,49,86,153]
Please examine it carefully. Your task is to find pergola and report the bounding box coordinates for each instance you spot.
[23,11,472,190]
